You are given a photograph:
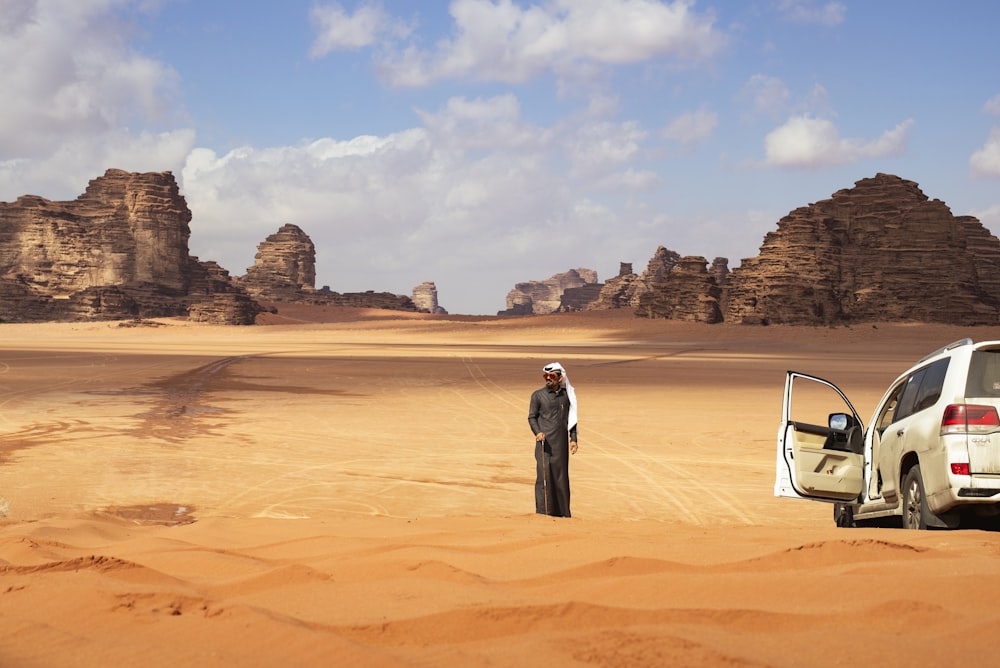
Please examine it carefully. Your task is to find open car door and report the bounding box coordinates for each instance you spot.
[775,371,866,503]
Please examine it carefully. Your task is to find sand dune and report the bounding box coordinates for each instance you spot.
[2,310,1000,666]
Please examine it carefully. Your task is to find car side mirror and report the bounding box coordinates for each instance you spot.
[829,413,849,430]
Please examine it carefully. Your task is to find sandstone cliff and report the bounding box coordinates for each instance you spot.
[0,169,258,324]
[238,223,317,301]
[498,268,599,316]
[238,223,420,313]
[725,173,1000,325]
[0,170,427,324]
[588,262,639,310]
[635,255,723,323]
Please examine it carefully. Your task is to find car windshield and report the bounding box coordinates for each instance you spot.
[965,349,1000,397]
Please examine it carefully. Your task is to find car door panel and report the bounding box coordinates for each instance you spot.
[775,372,865,503]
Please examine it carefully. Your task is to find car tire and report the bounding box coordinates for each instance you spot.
[834,503,855,527]
[902,465,930,530]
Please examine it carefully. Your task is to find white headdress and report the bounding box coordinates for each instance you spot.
[543,362,577,432]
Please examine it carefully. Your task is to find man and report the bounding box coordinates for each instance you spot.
[528,362,578,517]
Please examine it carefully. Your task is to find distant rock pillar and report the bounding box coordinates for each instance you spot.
[412,281,447,313]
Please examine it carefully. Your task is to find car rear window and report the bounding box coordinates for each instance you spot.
[966,350,1000,397]
[895,357,950,421]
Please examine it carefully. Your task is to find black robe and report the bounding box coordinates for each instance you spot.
[528,385,577,517]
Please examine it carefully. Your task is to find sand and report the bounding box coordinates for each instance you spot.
[2,308,1000,667]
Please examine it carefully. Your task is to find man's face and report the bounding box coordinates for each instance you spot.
[543,371,562,390]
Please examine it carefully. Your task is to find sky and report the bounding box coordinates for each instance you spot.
[2,1,1000,315]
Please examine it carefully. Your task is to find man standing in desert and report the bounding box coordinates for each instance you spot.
[528,362,578,517]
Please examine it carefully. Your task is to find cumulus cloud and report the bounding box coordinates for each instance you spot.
[309,1,412,56]
[774,0,846,26]
[0,0,189,198]
[763,115,913,168]
[970,128,1000,178]
[0,129,196,202]
[178,94,659,311]
[369,0,727,87]
[663,108,718,144]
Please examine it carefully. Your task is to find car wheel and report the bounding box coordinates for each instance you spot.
[902,465,929,530]
[834,503,855,527]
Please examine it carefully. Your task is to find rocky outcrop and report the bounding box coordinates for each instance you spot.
[0,171,434,323]
[498,268,599,316]
[0,169,256,323]
[412,281,447,314]
[305,288,418,310]
[559,283,605,311]
[709,257,729,286]
[238,223,316,301]
[236,223,423,313]
[188,293,264,325]
[588,262,639,310]
[630,246,682,308]
[725,173,1000,325]
[635,256,723,323]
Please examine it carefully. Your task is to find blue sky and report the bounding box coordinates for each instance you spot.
[2,1,999,314]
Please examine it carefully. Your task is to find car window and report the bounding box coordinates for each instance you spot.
[966,350,1000,397]
[788,374,855,427]
[913,358,949,412]
[876,382,905,433]
[894,358,950,422]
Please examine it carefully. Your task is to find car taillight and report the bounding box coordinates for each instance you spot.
[941,404,1000,434]
[952,463,971,475]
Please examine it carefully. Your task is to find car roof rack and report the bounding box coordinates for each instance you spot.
[918,337,973,363]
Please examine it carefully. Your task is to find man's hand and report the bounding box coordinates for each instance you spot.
[536,432,546,442]
[570,441,578,454]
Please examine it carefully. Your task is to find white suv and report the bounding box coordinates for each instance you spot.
[775,338,1000,529]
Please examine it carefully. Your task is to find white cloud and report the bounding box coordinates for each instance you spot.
[0,127,197,202]
[763,115,913,168]
[0,1,181,161]
[663,108,718,144]
[565,120,647,178]
[309,2,412,57]
[971,128,1000,178]
[372,0,727,87]
[174,93,672,313]
[774,0,847,26]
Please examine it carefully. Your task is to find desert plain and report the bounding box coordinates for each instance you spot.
[2,307,1000,667]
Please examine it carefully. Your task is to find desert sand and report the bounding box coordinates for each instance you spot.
[2,308,1000,667]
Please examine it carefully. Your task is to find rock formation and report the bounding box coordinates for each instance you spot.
[588,248,702,317]
[558,282,605,311]
[412,281,447,314]
[0,169,258,323]
[725,173,1000,325]
[238,223,316,301]
[635,256,723,323]
[237,224,421,312]
[498,268,599,316]
[709,257,729,286]
[588,262,639,310]
[629,246,682,309]
[187,293,264,325]
[0,170,429,324]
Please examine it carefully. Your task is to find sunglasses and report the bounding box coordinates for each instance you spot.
[543,372,562,380]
